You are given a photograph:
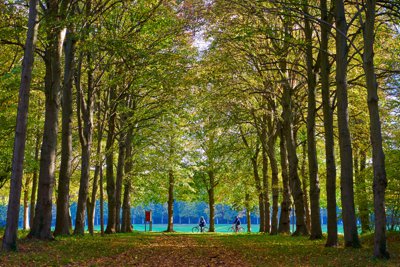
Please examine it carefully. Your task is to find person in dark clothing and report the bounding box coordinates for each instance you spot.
[199,216,206,232]
[233,216,241,232]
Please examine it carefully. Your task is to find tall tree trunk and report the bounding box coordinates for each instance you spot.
[321,0,338,247]
[356,151,371,232]
[30,128,41,227]
[88,95,104,235]
[115,136,126,232]
[252,157,265,233]
[2,0,38,251]
[278,127,291,234]
[245,193,251,233]
[105,88,117,234]
[261,116,270,233]
[335,0,360,248]
[87,168,98,235]
[100,162,105,235]
[87,111,103,235]
[304,1,322,239]
[363,0,389,257]
[74,54,94,235]
[54,29,75,237]
[167,170,174,232]
[268,136,279,235]
[207,171,216,232]
[29,3,66,240]
[23,176,31,230]
[281,62,308,235]
[300,141,311,231]
[121,180,133,232]
[121,126,133,233]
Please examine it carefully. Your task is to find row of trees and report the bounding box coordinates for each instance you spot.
[0,0,399,260]
[193,0,397,258]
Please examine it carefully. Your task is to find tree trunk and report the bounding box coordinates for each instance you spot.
[251,156,265,233]
[356,151,371,232]
[100,163,105,235]
[321,0,338,247]
[300,141,311,232]
[278,127,291,234]
[167,170,174,232]
[207,171,216,232]
[87,156,99,236]
[121,180,133,232]
[261,117,270,233]
[74,53,94,235]
[115,136,126,232]
[54,29,75,237]
[121,126,133,233]
[30,128,41,227]
[29,6,66,240]
[363,0,389,257]
[304,2,322,239]
[245,193,251,233]
[335,0,360,248]
[88,97,104,235]
[268,137,279,235]
[105,89,117,234]
[86,198,94,235]
[2,0,38,251]
[23,177,30,230]
[281,61,308,235]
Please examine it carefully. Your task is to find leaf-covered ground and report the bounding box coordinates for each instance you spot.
[0,231,399,266]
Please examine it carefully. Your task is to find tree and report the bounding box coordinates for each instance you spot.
[334,0,360,248]
[361,0,390,258]
[320,0,338,247]
[2,0,39,251]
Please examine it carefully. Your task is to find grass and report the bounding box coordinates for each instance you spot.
[0,230,398,266]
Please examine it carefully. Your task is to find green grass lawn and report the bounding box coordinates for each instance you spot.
[0,231,398,266]
[104,223,345,233]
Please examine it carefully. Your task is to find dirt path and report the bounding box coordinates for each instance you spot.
[75,234,249,266]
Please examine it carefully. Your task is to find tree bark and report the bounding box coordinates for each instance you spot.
[167,170,174,232]
[321,0,338,247]
[121,180,133,232]
[362,0,389,257]
[30,128,41,228]
[105,88,117,234]
[300,141,311,232]
[245,193,251,233]
[207,171,216,232]
[355,150,371,232]
[278,127,291,234]
[281,59,308,235]
[115,135,126,232]
[121,125,133,233]
[252,155,265,233]
[261,115,270,233]
[268,135,279,235]
[304,1,322,239]
[88,95,104,235]
[2,0,38,251]
[100,162,105,235]
[335,0,360,248]
[74,53,95,235]
[23,176,31,230]
[29,2,66,240]
[54,29,75,237]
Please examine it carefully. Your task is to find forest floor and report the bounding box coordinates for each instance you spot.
[0,231,399,266]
